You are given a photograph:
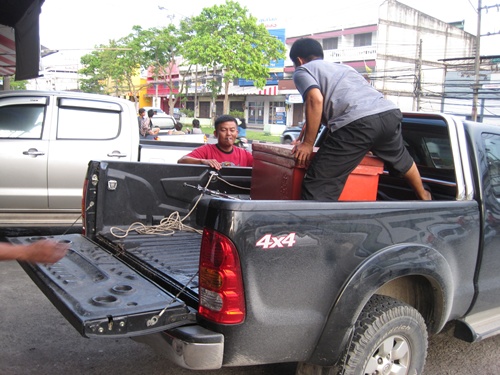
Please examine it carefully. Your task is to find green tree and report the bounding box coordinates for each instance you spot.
[79,51,106,94]
[79,38,145,102]
[181,0,286,116]
[10,77,28,90]
[133,24,191,116]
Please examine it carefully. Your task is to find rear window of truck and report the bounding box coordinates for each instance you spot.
[57,98,122,140]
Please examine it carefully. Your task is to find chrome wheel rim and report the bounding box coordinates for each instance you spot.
[364,335,410,375]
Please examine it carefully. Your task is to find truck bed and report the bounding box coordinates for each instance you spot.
[97,230,201,300]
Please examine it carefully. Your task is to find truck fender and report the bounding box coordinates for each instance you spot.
[309,243,454,366]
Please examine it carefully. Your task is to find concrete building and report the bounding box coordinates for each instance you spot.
[282,0,477,131]
[375,0,475,112]
[27,50,82,91]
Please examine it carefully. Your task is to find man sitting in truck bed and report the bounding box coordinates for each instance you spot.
[138,108,159,139]
[178,114,253,170]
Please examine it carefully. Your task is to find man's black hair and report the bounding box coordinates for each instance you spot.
[289,38,324,66]
[147,109,154,117]
[214,114,237,130]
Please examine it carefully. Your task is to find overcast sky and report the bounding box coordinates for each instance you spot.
[39,0,499,61]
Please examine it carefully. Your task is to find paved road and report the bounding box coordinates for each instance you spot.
[1,260,500,375]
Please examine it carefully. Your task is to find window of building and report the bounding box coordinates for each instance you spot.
[199,102,211,118]
[230,101,244,113]
[248,101,264,125]
[354,33,372,47]
[268,101,286,125]
[323,37,338,50]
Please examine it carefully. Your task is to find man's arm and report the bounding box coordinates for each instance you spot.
[293,87,324,165]
[178,155,204,165]
[0,240,68,263]
[178,154,223,170]
[303,88,323,145]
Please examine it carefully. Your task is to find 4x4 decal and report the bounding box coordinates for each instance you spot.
[256,233,297,249]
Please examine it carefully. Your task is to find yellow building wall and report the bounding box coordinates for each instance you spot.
[103,73,151,113]
[139,77,152,108]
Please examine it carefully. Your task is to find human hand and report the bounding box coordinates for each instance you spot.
[292,142,314,167]
[200,159,223,170]
[18,240,69,264]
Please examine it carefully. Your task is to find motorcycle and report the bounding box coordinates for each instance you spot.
[235,136,251,151]
[236,118,251,151]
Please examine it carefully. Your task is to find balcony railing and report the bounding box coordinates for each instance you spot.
[324,46,377,62]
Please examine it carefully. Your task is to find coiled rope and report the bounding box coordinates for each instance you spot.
[109,171,247,238]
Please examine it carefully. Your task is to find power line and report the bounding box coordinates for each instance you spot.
[468,0,479,12]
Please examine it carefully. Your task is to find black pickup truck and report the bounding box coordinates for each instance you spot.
[11,112,500,374]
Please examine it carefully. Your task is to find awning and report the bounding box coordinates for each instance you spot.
[258,86,278,95]
[0,0,44,80]
[228,85,279,96]
[0,26,16,76]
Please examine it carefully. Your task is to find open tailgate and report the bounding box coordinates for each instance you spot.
[10,233,195,338]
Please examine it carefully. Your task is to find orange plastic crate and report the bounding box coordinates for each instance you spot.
[250,143,384,201]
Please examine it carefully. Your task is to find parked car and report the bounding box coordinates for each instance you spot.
[142,107,176,133]
[280,122,326,145]
[280,122,304,144]
[0,91,205,228]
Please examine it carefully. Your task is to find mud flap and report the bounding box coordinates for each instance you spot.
[11,233,195,338]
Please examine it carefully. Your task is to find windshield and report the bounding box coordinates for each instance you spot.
[146,107,165,114]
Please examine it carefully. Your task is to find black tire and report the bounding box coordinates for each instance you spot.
[341,294,428,375]
[283,137,292,144]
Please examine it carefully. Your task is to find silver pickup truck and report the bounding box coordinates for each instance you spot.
[0,90,206,229]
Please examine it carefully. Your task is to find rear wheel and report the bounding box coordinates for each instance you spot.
[296,295,428,375]
[342,295,428,375]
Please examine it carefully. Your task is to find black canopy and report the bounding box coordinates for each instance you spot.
[0,0,44,80]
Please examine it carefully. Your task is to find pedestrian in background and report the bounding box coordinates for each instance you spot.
[237,118,247,137]
[191,119,203,134]
[138,108,159,139]
[169,121,186,135]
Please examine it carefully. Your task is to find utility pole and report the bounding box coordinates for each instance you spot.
[416,39,423,111]
[157,6,176,110]
[472,0,482,122]
[194,65,199,118]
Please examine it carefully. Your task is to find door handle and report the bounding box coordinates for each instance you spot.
[107,151,128,158]
[22,148,45,157]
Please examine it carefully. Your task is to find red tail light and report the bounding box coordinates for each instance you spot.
[199,228,245,324]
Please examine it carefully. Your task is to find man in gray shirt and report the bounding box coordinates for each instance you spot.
[290,37,431,201]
